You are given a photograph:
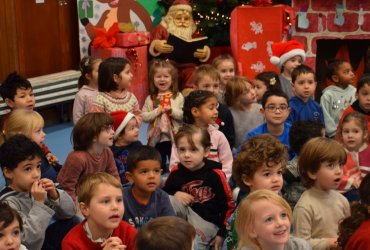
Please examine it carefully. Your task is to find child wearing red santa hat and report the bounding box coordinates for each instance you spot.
[270,40,306,99]
[110,111,142,186]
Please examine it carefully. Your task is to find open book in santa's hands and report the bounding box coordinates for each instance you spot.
[165,34,208,63]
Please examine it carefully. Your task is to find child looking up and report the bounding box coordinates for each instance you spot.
[294,137,350,250]
[0,109,60,182]
[336,74,370,140]
[270,40,306,99]
[110,111,142,186]
[169,90,233,180]
[163,124,234,250]
[73,56,102,124]
[0,135,76,250]
[337,112,370,201]
[287,64,324,126]
[236,90,292,159]
[226,134,287,250]
[235,190,311,250]
[212,54,237,102]
[338,173,370,250]
[62,172,137,250]
[254,71,282,103]
[224,76,264,149]
[320,59,356,138]
[136,216,196,250]
[284,120,324,208]
[123,146,175,230]
[193,64,235,149]
[57,112,120,202]
[0,202,27,250]
[142,60,184,173]
[90,57,142,124]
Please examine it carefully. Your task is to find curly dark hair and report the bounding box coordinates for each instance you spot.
[182,90,216,124]
[338,174,370,248]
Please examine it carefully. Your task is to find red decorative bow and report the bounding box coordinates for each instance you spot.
[92,22,119,48]
[252,0,272,6]
[126,48,141,71]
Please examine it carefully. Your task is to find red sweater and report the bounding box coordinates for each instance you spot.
[345,220,370,250]
[62,221,137,250]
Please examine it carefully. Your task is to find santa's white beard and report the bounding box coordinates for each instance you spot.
[167,23,194,40]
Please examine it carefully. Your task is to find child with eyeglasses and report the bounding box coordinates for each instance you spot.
[235,90,293,159]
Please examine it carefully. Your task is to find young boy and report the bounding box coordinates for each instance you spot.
[110,110,142,186]
[123,145,175,230]
[270,40,306,99]
[293,137,350,250]
[0,135,76,250]
[62,172,137,250]
[163,124,234,250]
[287,65,324,126]
[193,64,235,149]
[236,90,293,158]
[136,216,196,250]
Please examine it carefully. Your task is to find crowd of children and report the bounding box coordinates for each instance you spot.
[0,38,370,250]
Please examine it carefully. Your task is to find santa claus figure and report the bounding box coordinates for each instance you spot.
[149,0,211,91]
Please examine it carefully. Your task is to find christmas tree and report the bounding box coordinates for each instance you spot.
[158,0,291,46]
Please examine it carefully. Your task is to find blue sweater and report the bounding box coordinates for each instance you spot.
[287,96,325,126]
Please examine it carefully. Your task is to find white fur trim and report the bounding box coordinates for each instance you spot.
[114,113,135,139]
[270,56,280,65]
[169,4,192,13]
[278,49,306,68]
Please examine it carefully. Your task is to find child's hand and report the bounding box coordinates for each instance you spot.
[164,105,172,114]
[327,238,338,249]
[174,191,194,206]
[210,236,224,250]
[46,152,59,165]
[39,178,59,200]
[352,175,362,189]
[157,105,164,115]
[101,237,126,250]
[31,180,46,203]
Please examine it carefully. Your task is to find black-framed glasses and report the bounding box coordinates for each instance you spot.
[265,105,289,112]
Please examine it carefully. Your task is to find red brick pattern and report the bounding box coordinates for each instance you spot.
[347,0,370,11]
[295,13,319,33]
[361,14,370,31]
[327,13,360,32]
[311,0,343,11]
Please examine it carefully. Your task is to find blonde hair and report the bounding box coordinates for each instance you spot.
[224,76,252,107]
[1,109,44,145]
[76,172,122,205]
[193,64,220,86]
[212,54,237,73]
[235,190,292,250]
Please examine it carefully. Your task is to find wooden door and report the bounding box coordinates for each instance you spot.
[0,0,80,79]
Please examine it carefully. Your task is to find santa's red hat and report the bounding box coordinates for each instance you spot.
[169,0,192,12]
[270,40,306,68]
[110,111,136,139]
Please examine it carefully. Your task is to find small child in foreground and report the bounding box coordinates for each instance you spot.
[136,216,196,250]
[235,189,311,250]
[0,202,27,250]
[294,137,350,250]
[62,172,137,250]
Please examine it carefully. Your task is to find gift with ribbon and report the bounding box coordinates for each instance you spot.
[92,22,119,48]
[116,31,151,48]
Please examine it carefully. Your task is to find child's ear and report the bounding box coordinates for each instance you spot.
[79,202,89,217]
[4,98,15,109]
[249,227,257,239]
[126,171,134,183]
[355,92,359,100]
[241,174,253,189]
[331,75,339,83]
[85,73,92,81]
[113,74,120,83]
[307,171,317,181]
[203,147,210,158]
[260,107,265,117]
[2,167,13,180]
[191,107,199,118]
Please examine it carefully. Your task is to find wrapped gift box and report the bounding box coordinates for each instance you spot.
[91,45,148,107]
[230,5,294,79]
[116,32,150,48]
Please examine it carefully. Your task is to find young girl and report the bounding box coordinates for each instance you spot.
[0,202,27,250]
[226,134,287,250]
[224,76,264,149]
[57,112,120,202]
[212,54,237,102]
[169,90,233,180]
[0,109,60,182]
[235,190,311,250]
[320,58,356,138]
[336,74,370,140]
[338,173,370,250]
[337,112,370,201]
[73,56,102,124]
[90,57,142,124]
[254,71,282,103]
[62,172,137,250]
[142,60,184,173]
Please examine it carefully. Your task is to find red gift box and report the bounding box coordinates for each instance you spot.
[116,31,150,48]
[230,5,294,79]
[91,45,148,107]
